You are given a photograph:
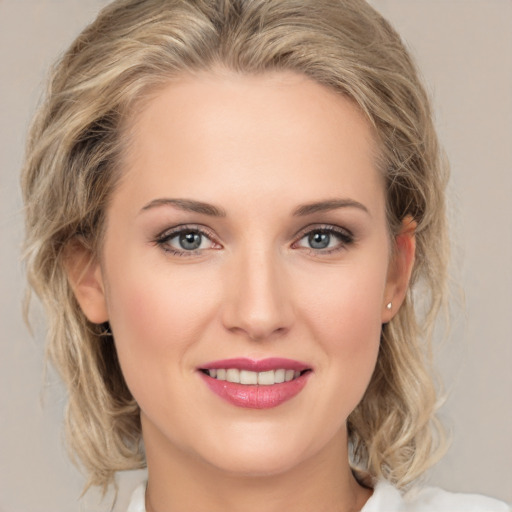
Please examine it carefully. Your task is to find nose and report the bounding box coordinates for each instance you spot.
[220,246,294,342]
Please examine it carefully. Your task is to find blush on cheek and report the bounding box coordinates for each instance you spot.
[333,317,381,376]
[305,272,383,400]
[115,291,185,352]
[310,274,383,340]
[107,288,181,419]
[107,271,218,397]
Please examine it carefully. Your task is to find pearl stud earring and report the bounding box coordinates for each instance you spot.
[386,302,392,310]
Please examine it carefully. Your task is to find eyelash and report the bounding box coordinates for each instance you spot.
[153,224,354,257]
[153,224,219,257]
[292,225,355,255]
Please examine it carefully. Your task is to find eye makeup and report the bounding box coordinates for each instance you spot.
[153,224,221,257]
[152,222,355,258]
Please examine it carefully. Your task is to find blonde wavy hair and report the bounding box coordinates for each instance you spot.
[22,0,449,492]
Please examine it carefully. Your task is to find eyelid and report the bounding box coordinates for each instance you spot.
[153,224,222,255]
[292,223,354,240]
[291,224,355,253]
[155,223,217,240]
[152,223,354,256]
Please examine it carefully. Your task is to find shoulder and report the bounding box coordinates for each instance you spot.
[126,480,510,512]
[127,482,146,512]
[405,486,511,512]
[362,480,510,512]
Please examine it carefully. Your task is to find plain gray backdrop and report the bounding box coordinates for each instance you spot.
[1,1,511,510]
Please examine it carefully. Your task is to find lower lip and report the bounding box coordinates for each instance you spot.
[199,372,311,409]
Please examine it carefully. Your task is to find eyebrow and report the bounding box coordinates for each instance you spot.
[292,198,370,216]
[140,197,369,217]
[140,198,227,217]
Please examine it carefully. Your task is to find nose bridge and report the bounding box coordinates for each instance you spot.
[222,241,293,341]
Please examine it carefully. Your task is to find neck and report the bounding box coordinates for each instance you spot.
[143,420,372,512]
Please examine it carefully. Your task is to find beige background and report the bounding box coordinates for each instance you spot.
[1,0,511,510]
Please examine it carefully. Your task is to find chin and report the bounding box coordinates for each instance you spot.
[194,424,325,478]
[206,447,307,478]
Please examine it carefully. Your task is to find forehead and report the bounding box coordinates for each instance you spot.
[114,70,384,217]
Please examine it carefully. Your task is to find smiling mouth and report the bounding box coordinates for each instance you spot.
[198,358,312,408]
[199,368,311,385]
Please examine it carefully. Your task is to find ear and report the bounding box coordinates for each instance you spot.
[63,239,109,324]
[382,216,417,323]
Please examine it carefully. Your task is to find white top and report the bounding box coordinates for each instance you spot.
[127,480,510,511]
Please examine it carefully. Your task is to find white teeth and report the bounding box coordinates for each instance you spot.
[206,368,304,385]
[226,369,240,383]
[258,370,275,385]
[274,369,285,383]
[240,370,258,385]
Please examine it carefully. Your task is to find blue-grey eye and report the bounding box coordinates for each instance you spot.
[296,227,353,252]
[179,231,203,250]
[308,232,331,249]
[156,226,217,255]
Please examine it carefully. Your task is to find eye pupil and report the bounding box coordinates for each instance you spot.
[309,232,330,249]
[179,232,202,250]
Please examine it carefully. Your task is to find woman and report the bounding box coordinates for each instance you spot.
[21,0,509,511]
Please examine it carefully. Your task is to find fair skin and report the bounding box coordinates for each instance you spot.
[67,71,415,512]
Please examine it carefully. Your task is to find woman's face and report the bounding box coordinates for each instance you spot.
[74,70,412,476]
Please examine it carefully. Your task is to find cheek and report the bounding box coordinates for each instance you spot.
[103,257,218,403]
[299,259,386,392]
[303,261,386,341]
[108,274,198,352]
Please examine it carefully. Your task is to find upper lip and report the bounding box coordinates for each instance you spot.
[199,357,311,372]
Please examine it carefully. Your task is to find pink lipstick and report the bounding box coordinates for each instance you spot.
[198,358,312,409]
